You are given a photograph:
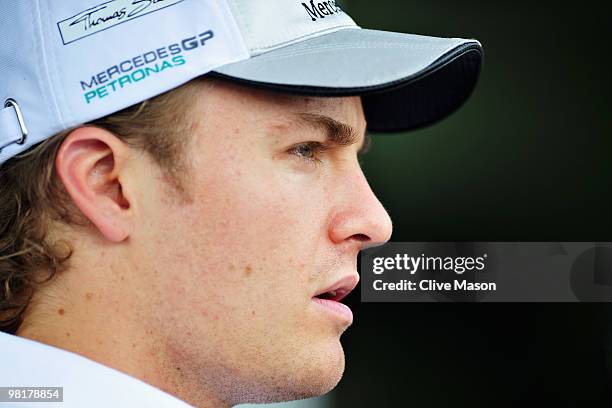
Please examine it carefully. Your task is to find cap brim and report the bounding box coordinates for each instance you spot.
[210,28,483,133]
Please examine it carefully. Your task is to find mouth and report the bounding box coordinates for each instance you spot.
[311,274,359,326]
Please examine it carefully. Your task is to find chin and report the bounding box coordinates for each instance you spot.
[281,339,347,401]
[307,356,346,396]
[238,339,347,405]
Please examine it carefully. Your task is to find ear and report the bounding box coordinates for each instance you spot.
[55,126,134,243]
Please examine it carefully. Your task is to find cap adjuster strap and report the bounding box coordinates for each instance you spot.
[0,98,28,153]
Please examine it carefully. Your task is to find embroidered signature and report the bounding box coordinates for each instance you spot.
[69,0,171,31]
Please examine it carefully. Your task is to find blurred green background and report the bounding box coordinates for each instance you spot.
[354,0,610,242]
[343,0,612,407]
[244,1,611,407]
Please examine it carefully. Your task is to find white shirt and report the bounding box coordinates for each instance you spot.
[0,331,193,407]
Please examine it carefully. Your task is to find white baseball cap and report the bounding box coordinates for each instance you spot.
[0,0,483,165]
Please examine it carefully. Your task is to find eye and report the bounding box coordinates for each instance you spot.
[288,142,328,164]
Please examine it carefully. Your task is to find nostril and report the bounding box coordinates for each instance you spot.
[351,233,369,242]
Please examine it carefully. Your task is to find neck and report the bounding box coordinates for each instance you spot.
[15,262,229,408]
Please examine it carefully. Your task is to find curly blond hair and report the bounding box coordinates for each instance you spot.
[0,77,209,334]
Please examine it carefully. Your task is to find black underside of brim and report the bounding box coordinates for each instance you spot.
[209,43,483,133]
[362,45,483,132]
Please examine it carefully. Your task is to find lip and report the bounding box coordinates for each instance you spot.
[312,274,360,302]
[311,297,354,325]
[311,273,359,325]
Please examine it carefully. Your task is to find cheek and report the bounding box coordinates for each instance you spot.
[160,156,329,315]
[139,128,351,397]
[148,162,338,375]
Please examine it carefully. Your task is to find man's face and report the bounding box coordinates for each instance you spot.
[132,80,392,405]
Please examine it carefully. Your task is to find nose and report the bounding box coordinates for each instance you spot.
[328,165,393,249]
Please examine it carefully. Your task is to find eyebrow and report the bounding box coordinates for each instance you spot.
[294,113,371,155]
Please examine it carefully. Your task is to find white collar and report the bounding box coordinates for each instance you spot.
[0,331,193,407]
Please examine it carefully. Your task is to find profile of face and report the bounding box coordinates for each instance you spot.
[50,80,393,406]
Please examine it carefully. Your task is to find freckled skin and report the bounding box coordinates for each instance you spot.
[17,80,393,408]
[135,82,393,406]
